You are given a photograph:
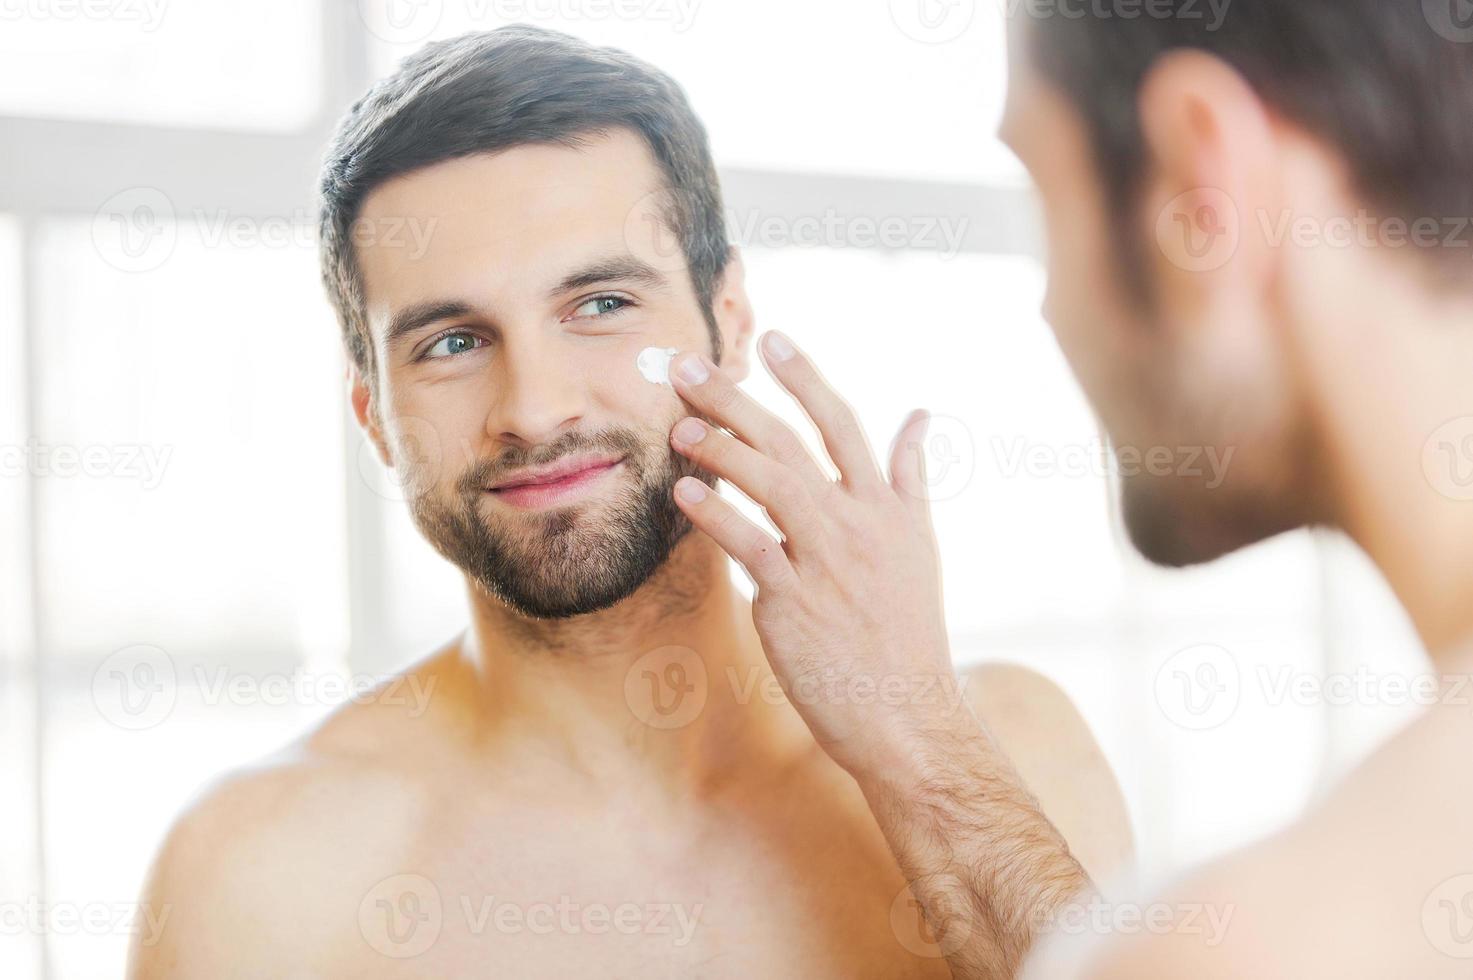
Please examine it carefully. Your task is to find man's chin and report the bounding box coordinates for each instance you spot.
[480,518,696,621]
[1119,476,1296,569]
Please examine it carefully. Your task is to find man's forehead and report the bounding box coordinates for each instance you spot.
[353,131,675,305]
[358,129,665,225]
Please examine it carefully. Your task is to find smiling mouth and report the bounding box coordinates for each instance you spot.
[486,456,627,509]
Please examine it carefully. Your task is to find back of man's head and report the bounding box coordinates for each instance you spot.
[1027,0,1473,288]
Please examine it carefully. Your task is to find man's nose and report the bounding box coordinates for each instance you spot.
[489,335,588,448]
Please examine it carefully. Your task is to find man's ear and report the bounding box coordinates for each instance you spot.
[348,360,393,467]
[711,247,756,382]
[1136,50,1282,322]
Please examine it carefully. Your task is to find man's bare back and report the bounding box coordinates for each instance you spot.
[1062,645,1473,979]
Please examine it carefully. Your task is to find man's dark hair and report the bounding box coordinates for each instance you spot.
[318,25,730,384]
[1027,0,1473,289]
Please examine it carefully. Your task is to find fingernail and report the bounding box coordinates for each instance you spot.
[676,477,709,503]
[764,331,796,362]
[673,418,707,445]
[677,354,710,385]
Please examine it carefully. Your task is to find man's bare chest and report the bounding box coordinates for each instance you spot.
[332,783,952,978]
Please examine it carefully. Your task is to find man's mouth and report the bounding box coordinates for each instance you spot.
[487,454,627,510]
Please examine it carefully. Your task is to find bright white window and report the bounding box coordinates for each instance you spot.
[366,0,1025,184]
[0,1,323,130]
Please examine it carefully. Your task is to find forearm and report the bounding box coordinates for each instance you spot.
[855,712,1098,980]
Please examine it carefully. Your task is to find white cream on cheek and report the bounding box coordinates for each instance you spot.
[637,346,679,386]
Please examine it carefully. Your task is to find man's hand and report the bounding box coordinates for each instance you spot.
[666,330,958,777]
[668,331,1096,979]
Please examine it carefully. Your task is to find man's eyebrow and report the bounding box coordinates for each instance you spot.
[384,300,476,350]
[549,256,670,298]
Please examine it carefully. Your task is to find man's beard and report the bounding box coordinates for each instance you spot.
[407,425,713,620]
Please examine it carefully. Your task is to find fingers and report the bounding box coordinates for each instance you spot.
[670,417,819,536]
[669,351,831,490]
[756,331,885,492]
[672,476,796,596]
[889,409,935,524]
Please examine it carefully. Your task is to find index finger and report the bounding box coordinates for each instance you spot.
[669,351,831,489]
[755,331,884,493]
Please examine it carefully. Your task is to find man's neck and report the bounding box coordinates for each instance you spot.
[449,532,812,796]
[1297,255,1473,657]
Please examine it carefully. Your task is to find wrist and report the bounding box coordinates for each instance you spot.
[846,703,994,800]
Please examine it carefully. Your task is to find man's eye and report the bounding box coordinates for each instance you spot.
[571,295,631,318]
[423,332,485,359]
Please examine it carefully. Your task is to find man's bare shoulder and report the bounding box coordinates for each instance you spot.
[960,662,1135,884]
[1086,698,1473,979]
[128,651,462,979]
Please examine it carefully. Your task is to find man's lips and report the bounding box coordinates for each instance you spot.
[484,454,627,510]
[489,453,626,491]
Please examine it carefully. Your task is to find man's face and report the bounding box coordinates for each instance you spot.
[1000,26,1316,566]
[351,130,748,619]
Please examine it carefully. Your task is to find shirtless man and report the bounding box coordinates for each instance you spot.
[642,2,1473,977]
[126,26,1129,979]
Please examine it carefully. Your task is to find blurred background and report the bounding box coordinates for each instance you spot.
[0,1,1431,977]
